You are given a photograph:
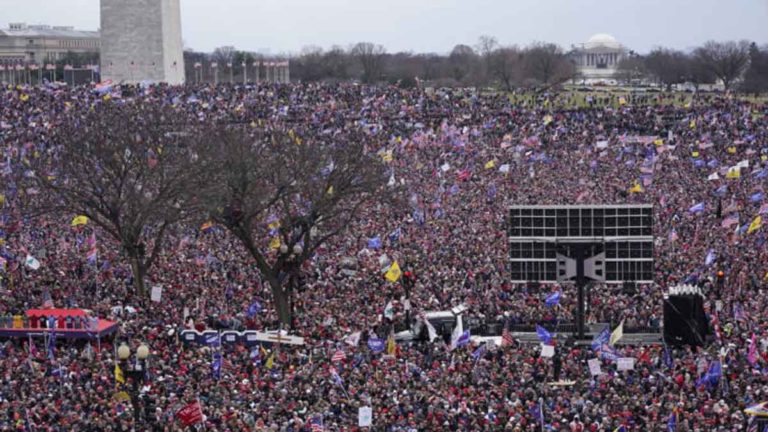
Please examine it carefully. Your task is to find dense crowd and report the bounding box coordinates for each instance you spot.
[0,81,767,431]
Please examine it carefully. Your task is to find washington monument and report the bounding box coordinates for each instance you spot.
[100,0,185,84]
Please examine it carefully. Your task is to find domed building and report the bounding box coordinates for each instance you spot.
[571,33,627,83]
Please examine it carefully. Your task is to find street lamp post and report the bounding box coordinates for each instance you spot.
[117,342,151,426]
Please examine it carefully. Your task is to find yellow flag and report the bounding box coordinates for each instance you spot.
[691,151,700,158]
[629,183,643,194]
[265,352,275,369]
[103,94,111,102]
[385,261,402,282]
[267,220,280,230]
[19,94,29,102]
[762,155,767,162]
[618,96,626,105]
[726,167,741,179]
[543,115,553,125]
[71,215,89,227]
[689,120,696,129]
[326,186,334,196]
[381,150,393,163]
[114,363,125,385]
[0,194,4,205]
[653,139,664,146]
[484,160,496,170]
[748,216,762,234]
[684,102,691,109]
[113,391,131,402]
[386,333,396,356]
[609,319,624,346]
[269,237,281,250]
[727,147,737,154]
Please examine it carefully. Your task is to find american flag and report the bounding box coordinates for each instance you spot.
[45,64,55,70]
[194,62,202,68]
[310,416,324,431]
[211,62,218,68]
[63,65,73,71]
[15,64,25,71]
[501,325,515,348]
[42,287,54,308]
[331,349,346,363]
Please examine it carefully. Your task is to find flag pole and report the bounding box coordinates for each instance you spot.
[538,397,545,432]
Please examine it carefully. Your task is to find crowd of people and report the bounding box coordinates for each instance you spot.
[0,81,767,431]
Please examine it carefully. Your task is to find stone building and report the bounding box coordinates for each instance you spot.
[570,33,627,83]
[100,0,184,84]
[0,23,99,66]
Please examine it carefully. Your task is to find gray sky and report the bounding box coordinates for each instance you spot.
[2,0,766,55]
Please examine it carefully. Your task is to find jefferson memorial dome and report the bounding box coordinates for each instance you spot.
[571,33,627,82]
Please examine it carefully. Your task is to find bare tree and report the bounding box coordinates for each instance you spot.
[644,48,688,91]
[34,103,208,295]
[200,126,390,327]
[448,44,478,83]
[523,42,575,89]
[212,46,236,65]
[741,42,768,94]
[488,46,523,91]
[614,55,646,85]
[693,40,751,91]
[351,42,387,83]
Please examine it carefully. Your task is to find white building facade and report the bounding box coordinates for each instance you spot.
[100,0,184,84]
[571,34,627,83]
[0,23,99,65]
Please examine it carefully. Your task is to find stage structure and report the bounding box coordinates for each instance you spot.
[508,205,654,338]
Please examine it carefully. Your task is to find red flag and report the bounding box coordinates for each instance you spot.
[176,401,203,426]
[331,350,346,363]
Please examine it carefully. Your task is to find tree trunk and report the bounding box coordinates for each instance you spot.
[130,255,147,296]
[269,278,292,328]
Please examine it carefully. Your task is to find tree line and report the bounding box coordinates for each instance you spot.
[184,37,768,93]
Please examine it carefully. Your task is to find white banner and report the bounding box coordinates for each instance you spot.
[150,285,163,302]
[588,358,602,376]
[617,357,635,371]
[540,344,555,358]
[358,406,372,427]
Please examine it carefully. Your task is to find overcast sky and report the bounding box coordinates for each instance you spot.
[2,0,766,55]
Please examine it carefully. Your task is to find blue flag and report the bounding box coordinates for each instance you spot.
[715,185,728,197]
[591,328,610,351]
[367,236,382,249]
[544,291,561,308]
[247,301,262,318]
[453,330,471,349]
[413,209,425,226]
[471,343,487,360]
[667,412,676,432]
[689,202,705,214]
[536,325,552,345]
[211,351,222,380]
[704,249,716,266]
[205,334,221,347]
[367,338,385,353]
[750,192,765,202]
[697,360,722,389]
[388,227,401,243]
[663,344,674,369]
